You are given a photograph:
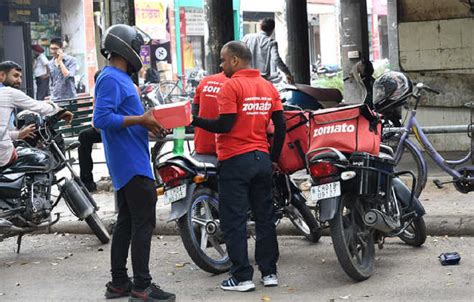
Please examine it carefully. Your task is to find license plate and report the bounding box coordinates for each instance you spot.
[311,181,341,201]
[164,184,187,204]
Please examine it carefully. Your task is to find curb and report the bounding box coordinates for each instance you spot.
[44,214,474,237]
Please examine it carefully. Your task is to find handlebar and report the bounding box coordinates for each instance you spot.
[415,82,441,95]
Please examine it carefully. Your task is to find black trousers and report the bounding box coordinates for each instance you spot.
[218,151,279,282]
[78,127,102,185]
[111,175,157,289]
[35,76,49,100]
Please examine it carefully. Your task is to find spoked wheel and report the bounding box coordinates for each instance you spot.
[329,194,375,281]
[286,199,322,243]
[158,80,187,103]
[177,187,231,274]
[384,137,427,198]
[398,217,427,247]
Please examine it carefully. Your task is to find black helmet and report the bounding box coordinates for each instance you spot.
[101,24,144,73]
[372,71,412,113]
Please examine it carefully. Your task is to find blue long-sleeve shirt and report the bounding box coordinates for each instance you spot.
[93,66,153,190]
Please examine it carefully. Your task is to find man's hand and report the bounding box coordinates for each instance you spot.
[286,74,295,85]
[272,161,282,173]
[18,124,36,140]
[56,49,64,63]
[141,110,166,137]
[60,111,74,124]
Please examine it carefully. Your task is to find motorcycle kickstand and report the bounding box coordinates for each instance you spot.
[16,233,24,254]
[377,235,385,250]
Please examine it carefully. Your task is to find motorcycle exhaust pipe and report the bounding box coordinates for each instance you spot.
[363,209,400,233]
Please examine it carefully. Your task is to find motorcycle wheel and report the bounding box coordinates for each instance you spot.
[85,212,110,244]
[398,217,426,247]
[177,187,231,274]
[287,199,322,243]
[329,194,375,281]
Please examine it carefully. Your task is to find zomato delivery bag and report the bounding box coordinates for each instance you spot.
[309,104,381,155]
[152,100,192,129]
[268,110,310,173]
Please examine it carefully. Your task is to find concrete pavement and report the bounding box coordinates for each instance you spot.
[0,234,473,301]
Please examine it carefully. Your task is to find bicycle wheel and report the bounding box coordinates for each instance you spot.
[384,138,427,198]
[159,80,187,103]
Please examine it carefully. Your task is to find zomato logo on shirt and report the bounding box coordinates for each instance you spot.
[242,96,273,115]
[202,81,222,97]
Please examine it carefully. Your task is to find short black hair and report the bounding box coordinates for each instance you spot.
[223,41,252,62]
[50,38,63,48]
[260,18,275,33]
[0,61,22,73]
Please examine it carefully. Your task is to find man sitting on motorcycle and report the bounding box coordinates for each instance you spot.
[192,41,286,292]
[192,71,228,163]
[0,60,73,168]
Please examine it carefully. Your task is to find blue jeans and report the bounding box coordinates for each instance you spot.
[218,151,279,282]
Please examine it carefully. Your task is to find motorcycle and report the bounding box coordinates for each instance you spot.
[0,110,110,252]
[155,154,321,274]
[306,104,427,281]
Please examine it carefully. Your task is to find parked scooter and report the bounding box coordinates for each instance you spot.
[155,154,321,274]
[0,110,110,252]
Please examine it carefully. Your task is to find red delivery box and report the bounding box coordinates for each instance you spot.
[152,101,192,129]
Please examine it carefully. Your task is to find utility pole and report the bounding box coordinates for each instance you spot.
[339,0,369,103]
[204,0,235,74]
[286,0,310,84]
[109,0,135,25]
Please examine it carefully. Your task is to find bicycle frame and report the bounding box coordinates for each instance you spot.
[394,108,472,180]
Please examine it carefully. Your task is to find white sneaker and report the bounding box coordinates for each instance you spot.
[261,274,278,287]
[220,277,255,292]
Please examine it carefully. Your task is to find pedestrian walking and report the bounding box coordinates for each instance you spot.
[192,41,286,292]
[242,18,294,84]
[31,44,49,100]
[48,38,77,101]
[93,24,175,302]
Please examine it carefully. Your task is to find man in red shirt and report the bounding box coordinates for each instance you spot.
[192,41,286,292]
[192,72,228,161]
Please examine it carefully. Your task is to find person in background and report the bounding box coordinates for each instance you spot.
[48,38,77,101]
[191,71,228,163]
[31,44,50,100]
[78,70,102,193]
[242,18,294,84]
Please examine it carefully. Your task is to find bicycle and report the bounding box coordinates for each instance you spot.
[378,76,474,196]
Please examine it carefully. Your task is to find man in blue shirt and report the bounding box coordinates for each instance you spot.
[94,24,175,302]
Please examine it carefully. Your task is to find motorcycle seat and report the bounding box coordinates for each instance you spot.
[184,155,216,169]
[294,84,343,108]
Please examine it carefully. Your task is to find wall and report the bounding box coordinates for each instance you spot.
[396,0,474,151]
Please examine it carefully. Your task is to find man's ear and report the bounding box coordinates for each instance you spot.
[231,56,239,66]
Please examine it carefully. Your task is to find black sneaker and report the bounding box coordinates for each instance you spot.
[105,280,132,299]
[220,276,255,292]
[129,283,176,302]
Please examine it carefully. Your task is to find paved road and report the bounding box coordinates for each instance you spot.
[0,234,473,301]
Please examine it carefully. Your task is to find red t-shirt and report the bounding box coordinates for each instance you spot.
[193,72,228,154]
[216,69,283,161]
